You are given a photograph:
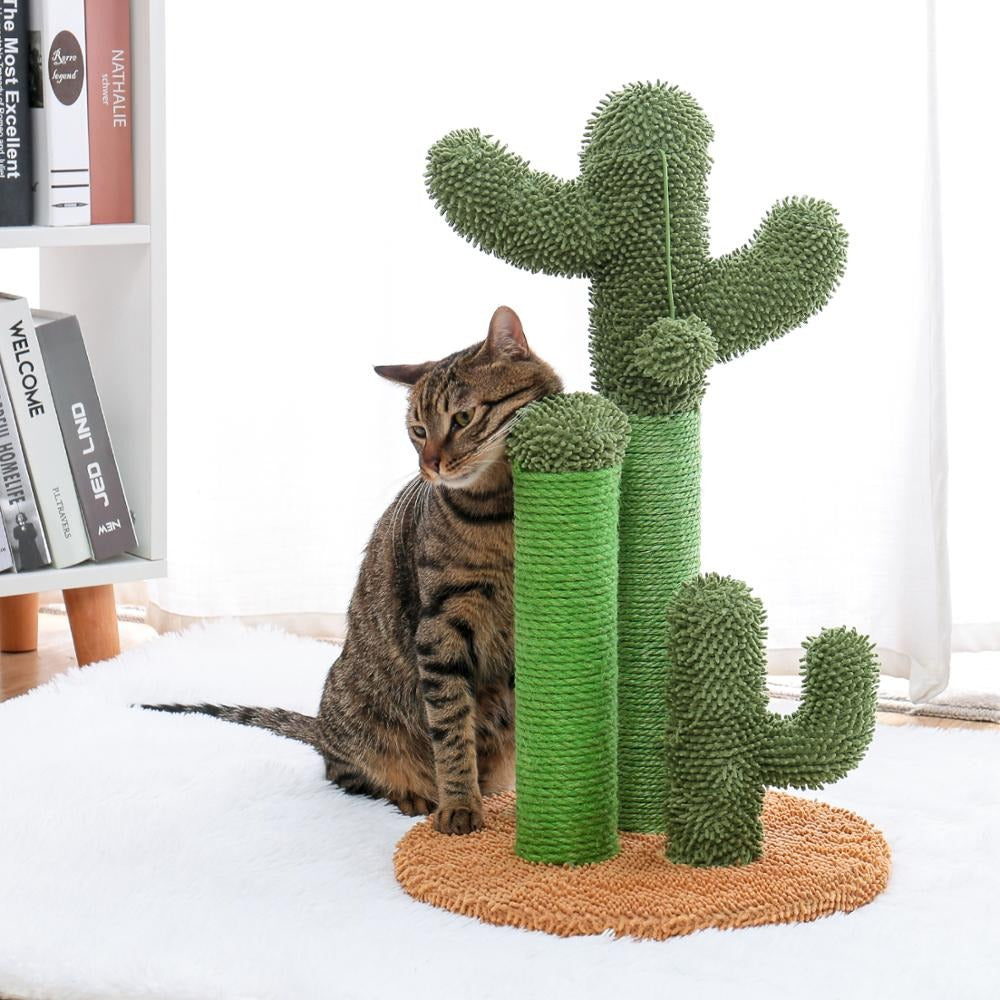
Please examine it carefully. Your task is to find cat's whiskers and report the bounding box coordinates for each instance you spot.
[403,477,431,540]
[388,477,425,567]
[402,476,427,525]
[388,480,420,570]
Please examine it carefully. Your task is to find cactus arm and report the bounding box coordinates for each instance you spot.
[759,628,879,789]
[426,129,597,277]
[689,197,848,363]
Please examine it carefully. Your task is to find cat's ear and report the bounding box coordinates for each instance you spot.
[483,306,530,361]
[373,361,435,386]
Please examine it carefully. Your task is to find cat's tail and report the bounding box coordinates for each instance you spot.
[139,703,320,747]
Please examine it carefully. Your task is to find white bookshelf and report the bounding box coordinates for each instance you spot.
[0,224,151,249]
[0,0,165,599]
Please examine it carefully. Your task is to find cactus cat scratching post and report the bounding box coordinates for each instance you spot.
[505,393,629,864]
[395,81,888,941]
[425,81,848,832]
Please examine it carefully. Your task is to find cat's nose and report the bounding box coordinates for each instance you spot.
[422,447,441,473]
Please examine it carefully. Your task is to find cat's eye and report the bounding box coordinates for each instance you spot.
[412,425,426,438]
[453,411,472,428]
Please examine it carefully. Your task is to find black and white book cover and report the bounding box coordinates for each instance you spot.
[0,293,90,566]
[0,360,49,570]
[35,309,136,560]
[0,0,34,225]
[28,0,90,226]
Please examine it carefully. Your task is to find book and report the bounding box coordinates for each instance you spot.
[28,0,90,226]
[0,361,49,570]
[35,308,136,559]
[0,0,34,225]
[84,0,131,223]
[0,293,90,566]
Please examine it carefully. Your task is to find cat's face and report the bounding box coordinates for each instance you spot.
[376,306,562,489]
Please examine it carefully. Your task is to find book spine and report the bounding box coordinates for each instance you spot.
[36,311,135,559]
[0,0,33,225]
[0,295,90,566]
[84,0,130,223]
[0,360,49,570]
[29,0,90,226]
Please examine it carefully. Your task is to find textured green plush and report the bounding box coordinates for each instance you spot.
[513,464,622,864]
[507,393,630,473]
[617,411,700,831]
[427,81,847,417]
[663,574,878,867]
[429,81,848,835]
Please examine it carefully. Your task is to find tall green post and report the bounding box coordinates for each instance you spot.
[616,412,700,829]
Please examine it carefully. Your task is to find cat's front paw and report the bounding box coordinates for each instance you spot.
[434,802,484,835]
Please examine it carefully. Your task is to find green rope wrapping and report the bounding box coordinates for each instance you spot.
[664,574,879,866]
[512,467,621,864]
[617,411,700,832]
[509,395,628,864]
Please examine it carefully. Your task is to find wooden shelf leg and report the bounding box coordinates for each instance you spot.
[63,585,120,666]
[0,593,39,653]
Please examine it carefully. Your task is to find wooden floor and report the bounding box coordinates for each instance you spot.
[1,614,997,733]
[0,612,157,702]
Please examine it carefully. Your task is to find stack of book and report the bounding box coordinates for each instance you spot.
[0,0,133,227]
[0,292,135,571]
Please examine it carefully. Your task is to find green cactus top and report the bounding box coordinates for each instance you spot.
[427,82,848,416]
[506,393,630,474]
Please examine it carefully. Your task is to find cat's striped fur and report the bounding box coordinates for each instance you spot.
[144,307,561,834]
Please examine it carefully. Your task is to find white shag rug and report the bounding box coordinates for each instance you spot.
[0,622,997,1000]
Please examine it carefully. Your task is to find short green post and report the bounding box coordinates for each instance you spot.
[507,393,629,865]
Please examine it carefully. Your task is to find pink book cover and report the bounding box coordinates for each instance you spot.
[84,0,132,223]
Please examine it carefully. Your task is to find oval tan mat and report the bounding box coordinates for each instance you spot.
[394,791,890,940]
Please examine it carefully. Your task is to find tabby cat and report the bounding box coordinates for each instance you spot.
[144,306,562,834]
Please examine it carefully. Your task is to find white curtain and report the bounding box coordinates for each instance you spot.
[936,2,1000,654]
[151,0,996,700]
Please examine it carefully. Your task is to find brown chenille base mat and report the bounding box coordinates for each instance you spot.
[394,791,891,940]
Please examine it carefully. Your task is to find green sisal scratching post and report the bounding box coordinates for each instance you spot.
[507,394,630,865]
[427,82,848,832]
[617,411,700,831]
[664,574,879,867]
